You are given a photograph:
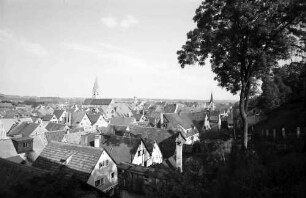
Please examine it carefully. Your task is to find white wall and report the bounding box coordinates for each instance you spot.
[151,142,163,164]
[87,150,118,192]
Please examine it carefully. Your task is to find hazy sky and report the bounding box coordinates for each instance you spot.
[0,0,238,100]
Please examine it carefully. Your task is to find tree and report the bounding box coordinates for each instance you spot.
[177,0,306,149]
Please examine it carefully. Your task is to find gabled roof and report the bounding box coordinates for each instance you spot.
[135,114,144,121]
[87,113,103,125]
[33,141,105,182]
[83,99,113,106]
[7,122,40,137]
[113,103,132,117]
[45,122,67,131]
[53,110,65,119]
[42,114,56,121]
[128,126,178,158]
[0,117,33,133]
[0,139,18,158]
[163,113,193,130]
[109,117,136,126]
[164,104,177,113]
[71,111,87,126]
[101,134,142,164]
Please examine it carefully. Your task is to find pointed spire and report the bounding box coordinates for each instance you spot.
[209,92,213,103]
[92,77,100,99]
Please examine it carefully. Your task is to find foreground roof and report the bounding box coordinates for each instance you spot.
[101,134,142,164]
[33,141,105,182]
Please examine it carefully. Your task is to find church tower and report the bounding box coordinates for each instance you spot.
[209,92,215,111]
[92,77,100,99]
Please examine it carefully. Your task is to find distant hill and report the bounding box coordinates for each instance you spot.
[254,100,306,133]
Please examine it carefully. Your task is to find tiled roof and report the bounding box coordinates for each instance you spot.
[0,139,18,158]
[71,111,86,126]
[129,126,179,159]
[83,99,113,106]
[164,104,177,113]
[101,134,141,164]
[135,114,144,121]
[45,130,66,143]
[42,114,55,121]
[53,110,65,119]
[33,141,104,182]
[7,122,40,137]
[87,113,102,125]
[45,122,67,131]
[0,118,18,132]
[163,113,193,130]
[109,117,136,126]
[113,103,131,117]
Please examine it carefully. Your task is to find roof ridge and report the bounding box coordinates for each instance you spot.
[49,140,104,151]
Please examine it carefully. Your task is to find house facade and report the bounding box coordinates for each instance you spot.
[33,141,118,193]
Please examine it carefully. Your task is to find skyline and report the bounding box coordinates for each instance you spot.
[0,0,239,100]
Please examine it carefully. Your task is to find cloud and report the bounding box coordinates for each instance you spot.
[100,17,118,28]
[120,15,139,28]
[0,29,48,57]
[101,15,139,29]
[0,30,47,56]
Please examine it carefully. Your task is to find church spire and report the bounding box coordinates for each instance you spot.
[92,77,100,99]
[209,92,214,103]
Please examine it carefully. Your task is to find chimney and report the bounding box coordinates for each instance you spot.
[175,134,183,173]
[94,135,101,148]
[81,135,88,146]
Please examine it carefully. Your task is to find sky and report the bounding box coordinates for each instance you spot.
[0,0,238,100]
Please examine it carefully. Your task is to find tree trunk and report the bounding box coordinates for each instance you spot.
[239,86,249,150]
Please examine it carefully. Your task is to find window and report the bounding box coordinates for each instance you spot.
[23,142,29,147]
[95,179,101,187]
[95,178,104,187]
[111,172,115,179]
[138,150,141,156]
[99,160,109,168]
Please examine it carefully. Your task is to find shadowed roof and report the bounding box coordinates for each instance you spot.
[163,113,193,129]
[83,99,113,106]
[45,130,66,143]
[33,141,105,182]
[101,134,142,164]
[45,122,67,131]
[53,110,65,119]
[7,122,40,137]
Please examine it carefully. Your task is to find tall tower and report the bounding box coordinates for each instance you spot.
[209,92,215,111]
[92,77,100,99]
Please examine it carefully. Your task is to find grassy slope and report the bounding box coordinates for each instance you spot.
[254,100,306,133]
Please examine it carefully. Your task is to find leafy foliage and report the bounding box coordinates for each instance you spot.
[177,0,306,149]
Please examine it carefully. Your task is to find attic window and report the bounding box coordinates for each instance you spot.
[23,142,29,148]
[95,178,104,187]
